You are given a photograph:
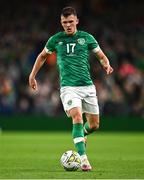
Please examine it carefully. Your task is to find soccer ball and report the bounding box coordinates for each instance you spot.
[60,150,81,171]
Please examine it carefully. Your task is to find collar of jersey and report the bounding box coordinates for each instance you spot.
[64,30,78,37]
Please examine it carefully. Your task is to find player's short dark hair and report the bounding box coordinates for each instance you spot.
[61,6,77,17]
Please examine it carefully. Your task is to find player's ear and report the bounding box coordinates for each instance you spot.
[60,15,63,25]
[76,18,79,25]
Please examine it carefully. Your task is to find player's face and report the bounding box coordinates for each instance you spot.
[61,15,79,35]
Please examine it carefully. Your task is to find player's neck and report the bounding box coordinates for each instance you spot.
[73,29,77,35]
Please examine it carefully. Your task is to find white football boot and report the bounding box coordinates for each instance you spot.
[80,154,92,171]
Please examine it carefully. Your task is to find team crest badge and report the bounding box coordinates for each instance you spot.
[67,100,72,106]
[77,38,85,45]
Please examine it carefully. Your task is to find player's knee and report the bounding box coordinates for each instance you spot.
[72,114,83,123]
[95,122,100,129]
[90,122,99,131]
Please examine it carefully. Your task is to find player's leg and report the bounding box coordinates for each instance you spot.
[68,107,86,156]
[60,87,85,155]
[82,85,99,136]
[68,107,92,171]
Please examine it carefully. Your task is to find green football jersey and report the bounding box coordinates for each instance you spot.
[45,30,100,87]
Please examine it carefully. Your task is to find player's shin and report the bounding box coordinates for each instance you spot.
[72,123,86,156]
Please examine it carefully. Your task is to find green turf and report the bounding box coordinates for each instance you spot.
[0,131,144,179]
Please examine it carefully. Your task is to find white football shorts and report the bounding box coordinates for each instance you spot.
[60,85,99,116]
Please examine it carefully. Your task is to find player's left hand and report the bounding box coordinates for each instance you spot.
[29,75,38,91]
[104,65,113,75]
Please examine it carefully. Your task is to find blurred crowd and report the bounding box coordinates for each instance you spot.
[0,0,144,117]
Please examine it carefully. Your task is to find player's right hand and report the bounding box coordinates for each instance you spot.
[29,75,38,90]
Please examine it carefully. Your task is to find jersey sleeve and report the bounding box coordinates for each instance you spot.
[44,36,56,54]
[87,34,100,53]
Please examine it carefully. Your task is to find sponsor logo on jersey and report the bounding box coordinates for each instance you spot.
[77,38,85,45]
[58,41,63,45]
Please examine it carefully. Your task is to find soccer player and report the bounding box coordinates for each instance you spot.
[29,7,113,171]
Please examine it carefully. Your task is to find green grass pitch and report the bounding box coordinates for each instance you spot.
[0,131,144,179]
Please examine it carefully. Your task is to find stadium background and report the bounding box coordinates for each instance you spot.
[0,0,144,179]
[0,0,144,130]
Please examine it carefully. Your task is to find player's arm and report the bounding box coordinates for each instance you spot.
[94,48,113,74]
[88,33,113,74]
[29,49,48,90]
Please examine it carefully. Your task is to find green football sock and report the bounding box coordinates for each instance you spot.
[84,121,95,136]
[72,123,86,156]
